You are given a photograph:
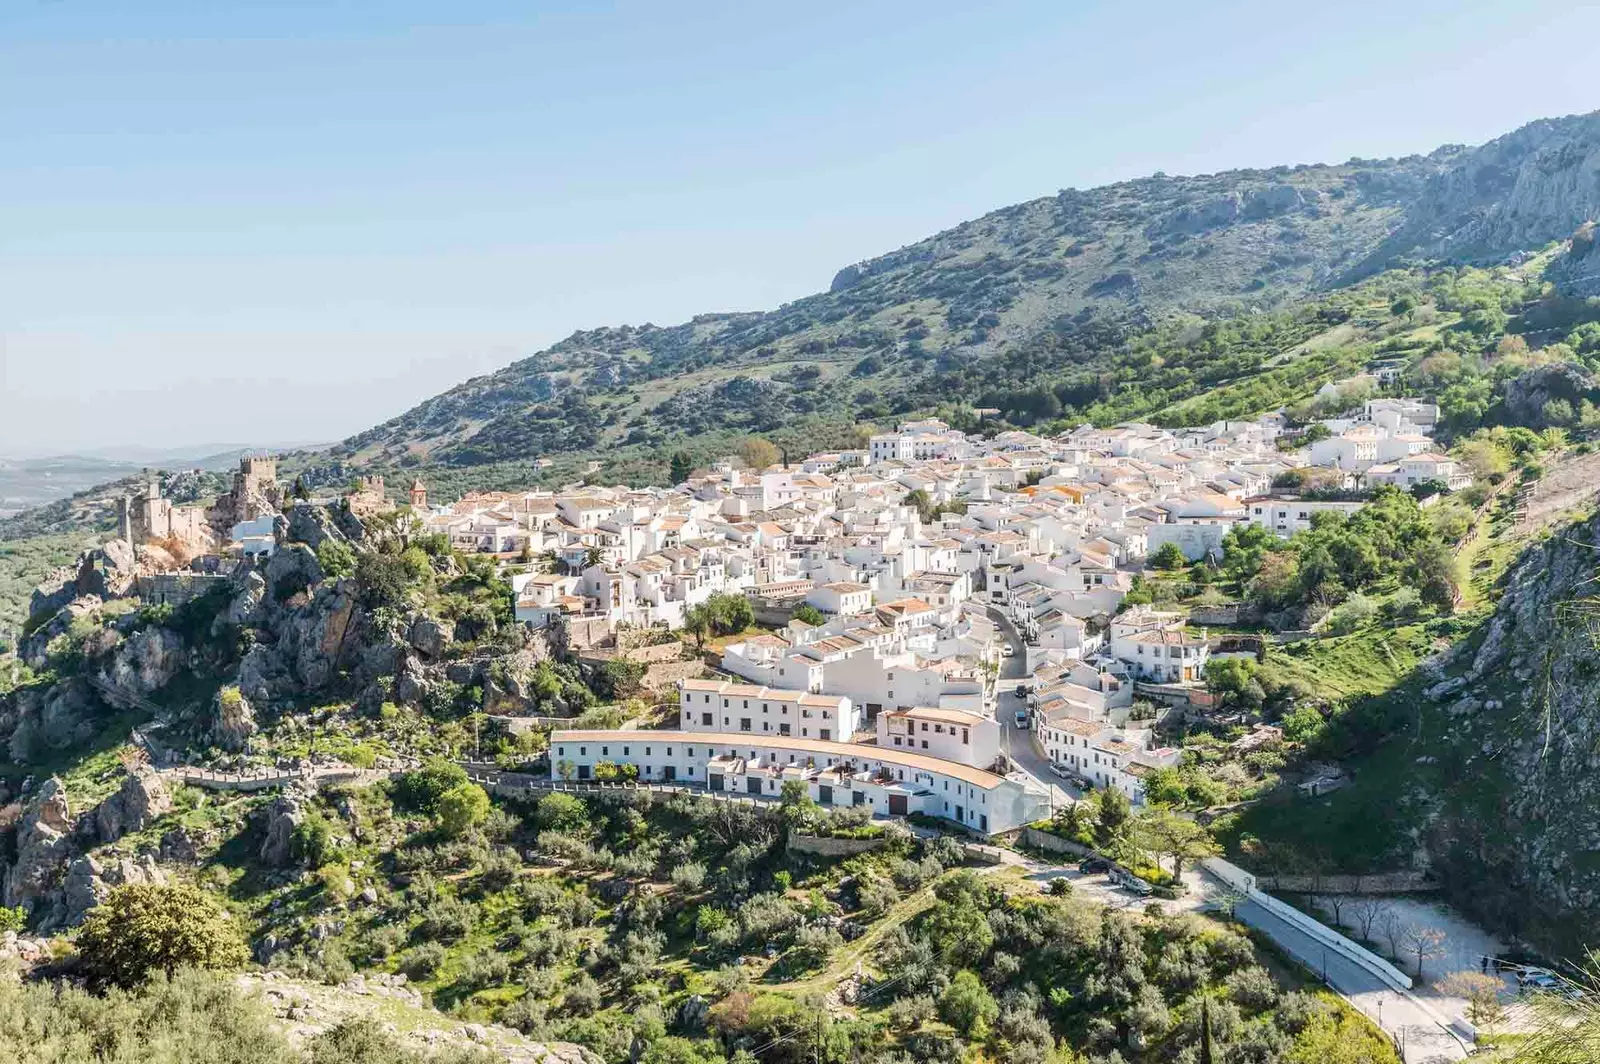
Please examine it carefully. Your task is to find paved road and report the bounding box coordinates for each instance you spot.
[1233,897,1468,1063]
[985,606,1081,809]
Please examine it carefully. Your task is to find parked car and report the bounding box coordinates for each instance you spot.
[1014,710,1029,728]
[1078,856,1111,874]
[1016,683,1032,695]
[1119,874,1154,896]
[1517,967,1556,989]
[1048,761,1071,780]
[1000,644,1016,657]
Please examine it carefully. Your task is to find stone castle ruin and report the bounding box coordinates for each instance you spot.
[117,477,212,552]
[209,456,284,531]
[116,456,285,560]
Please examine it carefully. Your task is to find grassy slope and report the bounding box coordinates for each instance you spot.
[1215,468,1558,877]
[0,532,100,639]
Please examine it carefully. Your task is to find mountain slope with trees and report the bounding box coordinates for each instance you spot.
[334,111,1600,481]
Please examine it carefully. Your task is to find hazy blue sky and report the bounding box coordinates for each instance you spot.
[2,0,1595,456]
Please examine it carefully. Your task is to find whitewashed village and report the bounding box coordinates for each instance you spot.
[86,388,1459,840]
[397,391,1460,837]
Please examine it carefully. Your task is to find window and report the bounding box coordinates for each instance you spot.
[921,740,928,749]
[740,718,751,732]
[701,712,713,726]
[820,729,831,741]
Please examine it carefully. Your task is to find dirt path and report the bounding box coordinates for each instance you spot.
[1518,448,1600,532]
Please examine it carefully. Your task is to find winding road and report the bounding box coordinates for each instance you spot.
[1232,897,1468,1063]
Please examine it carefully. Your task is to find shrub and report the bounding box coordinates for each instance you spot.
[75,884,248,989]
[291,812,340,868]
[316,538,357,580]
[561,971,603,1017]
[399,942,447,980]
[938,970,998,1038]
[416,897,477,943]
[1150,542,1189,570]
[670,861,707,890]
[534,792,590,832]
[392,760,469,815]
[436,782,490,837]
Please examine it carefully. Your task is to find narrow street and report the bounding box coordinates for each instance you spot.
[985,604,1080,809]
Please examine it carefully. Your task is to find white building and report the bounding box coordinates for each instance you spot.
[876,705,1000,768]
[677,678,859,743]
[1109,607,1209,684]
[807,581,874,616]
[1242,496,1368,538]
[549,729,1049,834]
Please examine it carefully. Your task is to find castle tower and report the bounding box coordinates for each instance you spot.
[409,478,428,510]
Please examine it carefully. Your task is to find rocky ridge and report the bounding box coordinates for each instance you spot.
[238,970,601,1064]
[1418,505,1600,948]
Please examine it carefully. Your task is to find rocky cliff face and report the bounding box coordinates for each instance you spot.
[1422,508,1600,949]
[1348,111,1600,277]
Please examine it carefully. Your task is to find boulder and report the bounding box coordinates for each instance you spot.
[95,768,173,842]
[224,569,267,628]
[159,825,216,865]
[238,642,294,707]
[57,855,110,926]
[279,584,359,690]
[7,679,99,761]
[97,626,185,701]
[286,504,346,551]
[77,539,139,600]
[1503,362,1597,428]
[407,615,452,660]
[19,596,102,671]
[55,853,165,928]
[212,687,258,752]
[258,786,312,867]
[29,540,139,624]
[264,544,324,606]
[1,778,76,910]
[394,654,431,706]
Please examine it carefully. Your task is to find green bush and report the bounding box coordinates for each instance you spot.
[436,782,490,837]
[75,884,248,989]
[392,759,469,815]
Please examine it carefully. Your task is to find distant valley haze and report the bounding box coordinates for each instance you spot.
[2,0,1597,455]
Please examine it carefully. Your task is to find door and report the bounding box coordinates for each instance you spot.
[663,765,676,782]
[577,764,591,780]
[709,773,724,792]
[955,805,964,823]
[888,794,908,816]
[747,777,763,795]
[818,784,833,805]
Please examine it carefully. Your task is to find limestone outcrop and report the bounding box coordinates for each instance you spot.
[258,785,313,867]
[211,686,258,751]
[1,778,76,912]
[97,625,186,701]
[95,768,173,843]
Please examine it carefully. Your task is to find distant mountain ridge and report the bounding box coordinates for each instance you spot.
[234,113,1600,475]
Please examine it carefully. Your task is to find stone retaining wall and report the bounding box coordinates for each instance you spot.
[1020,825,1094,859]
[787,833,889,857]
